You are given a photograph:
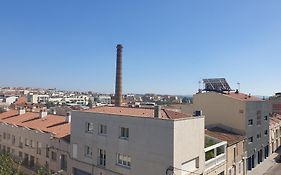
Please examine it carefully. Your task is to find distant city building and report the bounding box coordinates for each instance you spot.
[27,93,49,104]
[95,95,111,105]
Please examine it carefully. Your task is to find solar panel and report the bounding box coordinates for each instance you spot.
[203,78,232,92]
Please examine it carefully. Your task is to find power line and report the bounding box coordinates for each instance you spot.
[166,166,202,175]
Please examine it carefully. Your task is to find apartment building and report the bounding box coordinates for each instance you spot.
[206,127,246,175]
[70,106,205,175]
[0,108,70,175]
[269,113,281,154]
[27,93,50,104]
[191,91,270,171]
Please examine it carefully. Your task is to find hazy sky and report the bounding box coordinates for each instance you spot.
[0,1,280,95]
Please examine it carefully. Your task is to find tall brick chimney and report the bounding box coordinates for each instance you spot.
[115,44,123,107]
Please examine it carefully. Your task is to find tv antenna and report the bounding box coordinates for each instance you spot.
[237,82,240,92]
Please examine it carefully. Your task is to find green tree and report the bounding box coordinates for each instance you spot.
[0,153,23,175]
[36,165,51,175]
[88,98,93,108]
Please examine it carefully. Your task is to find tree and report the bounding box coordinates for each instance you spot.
[36,165,51,175]
[88,98,93,108]
[0,153,23,175]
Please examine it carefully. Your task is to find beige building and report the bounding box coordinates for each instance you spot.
[69,106,205,175]
[191,91,269,172]
[269,113,281,154]
[27,93,50,104]
[0,108,71,175]
[206,127,246,175]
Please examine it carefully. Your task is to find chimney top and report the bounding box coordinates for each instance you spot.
[65,112,71,123]
[117,44,123,48]
[154,105,161,118]
[18,107,25,115]
[39,108,48,118]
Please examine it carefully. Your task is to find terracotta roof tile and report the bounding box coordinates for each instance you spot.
[84,106,192,120]
[14,96,27,105]
[0,111,70,139]
[206,127,245,146]
[224,92,263,101]
[2,112,38,125]
[0,110,18,120]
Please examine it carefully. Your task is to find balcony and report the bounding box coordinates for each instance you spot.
[204,136,227,171]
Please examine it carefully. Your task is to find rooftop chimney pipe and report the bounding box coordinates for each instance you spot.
[115,44,123,107]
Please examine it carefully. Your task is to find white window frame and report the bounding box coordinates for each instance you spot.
[120,127,129,139]
[99,124,107,135]
[98,149,106,167]
[85,145,93,158]
[117,153,131,168]
[86,122,94,133]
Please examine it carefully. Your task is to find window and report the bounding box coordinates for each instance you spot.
[120,127,129,139]
[257,111,261,125]
[248,119,253,126]
[117,154,131,167]
[25,139,30,146]
[85,146,92,157]
[19,151,23,159]
[86,122,94,133]
[234,147,236,162]
[23,154,28,166]
[239,162,241,174]
[51,151,57,161]
[217,146,225,156]
[248,137,253,144]
[7,133,10,140]
[99,124,107,135]
[37,142,42,155]
[3,132,6,139]
[31,140,35,148]
[264,116,268,121]
[46,144,50,158]
[12,135,15,145]
[30,156,35,168]
[60,154,67,171]
[257,133,262,139]
[98,149,106,167]
[19,137,23,148]
[205,150,215,161]
[264,130,268,135]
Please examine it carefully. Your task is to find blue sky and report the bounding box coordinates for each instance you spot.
[0,1,281,95]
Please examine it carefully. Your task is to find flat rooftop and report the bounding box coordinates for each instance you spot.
[84,106,194,120]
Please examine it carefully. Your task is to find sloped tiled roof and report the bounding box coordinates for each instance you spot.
[0,110,70,139]
[224,92,263,101]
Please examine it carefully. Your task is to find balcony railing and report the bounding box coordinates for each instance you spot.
[205,154,226,170]
[204,138,227,171]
